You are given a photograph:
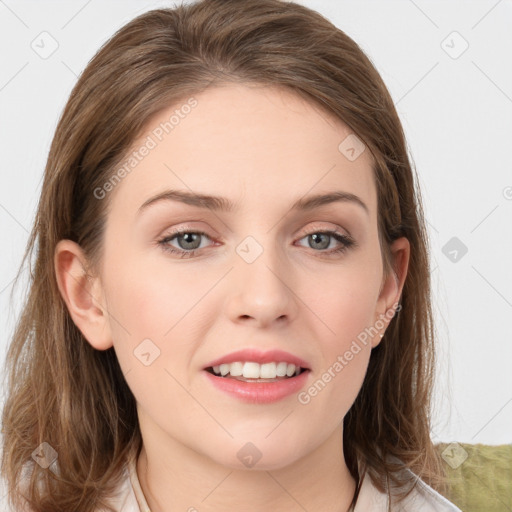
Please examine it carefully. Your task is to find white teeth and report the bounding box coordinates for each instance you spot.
[210,361,304,379]
[286,364,296,377]
[242,362,260,379]
[229,361,244,376]
[276,362,288,377]
[259,362,276,379]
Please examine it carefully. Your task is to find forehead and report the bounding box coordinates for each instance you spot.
[107,83,377,218]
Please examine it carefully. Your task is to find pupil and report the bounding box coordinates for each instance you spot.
[180,233,200,250]
[310,233,329,250]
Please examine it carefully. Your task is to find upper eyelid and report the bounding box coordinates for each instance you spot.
[163,225,347,239]
[163,220,350,237]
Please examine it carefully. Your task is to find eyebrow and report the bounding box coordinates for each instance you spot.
[137,189,369,216]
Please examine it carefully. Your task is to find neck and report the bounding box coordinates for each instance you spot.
[136,423,357,512]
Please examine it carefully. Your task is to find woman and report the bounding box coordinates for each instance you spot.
[1,0,462,510]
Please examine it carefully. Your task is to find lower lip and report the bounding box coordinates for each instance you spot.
[203,370,310,404]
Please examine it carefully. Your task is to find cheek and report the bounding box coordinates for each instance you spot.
[296,265,379,412]
[104,255,214,339]
[298,322,372,432]
[103,262,207,417]
[307,264,381,351]
[101,260,185,374]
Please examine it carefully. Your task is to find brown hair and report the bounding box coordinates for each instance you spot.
[1,0,446,510]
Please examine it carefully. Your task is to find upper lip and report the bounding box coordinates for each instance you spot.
[204,349,311,370]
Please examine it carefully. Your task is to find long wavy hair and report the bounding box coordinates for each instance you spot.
[1,0,446,510]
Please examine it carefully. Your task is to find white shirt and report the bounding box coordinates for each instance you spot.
[99,450,463,512]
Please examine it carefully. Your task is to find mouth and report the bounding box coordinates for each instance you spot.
[202,349,312,402]
[205,361,310,383]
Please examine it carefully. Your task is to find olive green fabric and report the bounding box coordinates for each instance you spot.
[435,443,512,511]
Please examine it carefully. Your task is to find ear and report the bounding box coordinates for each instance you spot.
[54,239,113,350]
[372,236,410,348]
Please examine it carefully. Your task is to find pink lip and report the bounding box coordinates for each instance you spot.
[203,369,310,404]
[203,349,311,370]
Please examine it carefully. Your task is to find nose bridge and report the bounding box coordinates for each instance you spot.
[229,233,296,324]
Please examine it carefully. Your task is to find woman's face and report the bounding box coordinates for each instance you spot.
[74,83,407,469]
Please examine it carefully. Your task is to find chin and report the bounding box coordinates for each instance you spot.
[206,440,305,471]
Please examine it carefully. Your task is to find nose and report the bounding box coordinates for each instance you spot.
[225,238,299,328]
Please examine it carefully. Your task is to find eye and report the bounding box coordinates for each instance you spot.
[157,228,356,259]
[157,230,214,259]
[295,230,355,256]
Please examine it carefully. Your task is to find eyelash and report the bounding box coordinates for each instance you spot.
[157,229,356,259]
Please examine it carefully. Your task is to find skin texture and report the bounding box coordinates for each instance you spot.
[55,83,409,512]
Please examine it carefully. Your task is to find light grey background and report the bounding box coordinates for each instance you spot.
[0,4,511,497]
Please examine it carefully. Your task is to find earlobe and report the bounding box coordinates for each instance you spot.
[372,237,410,348]
[54,240,113,350]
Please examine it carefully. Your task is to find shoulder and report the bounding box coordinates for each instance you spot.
[96,450,150,512]
[354,468,463,512]
[94,463,142,512]
[396,471,464,512]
